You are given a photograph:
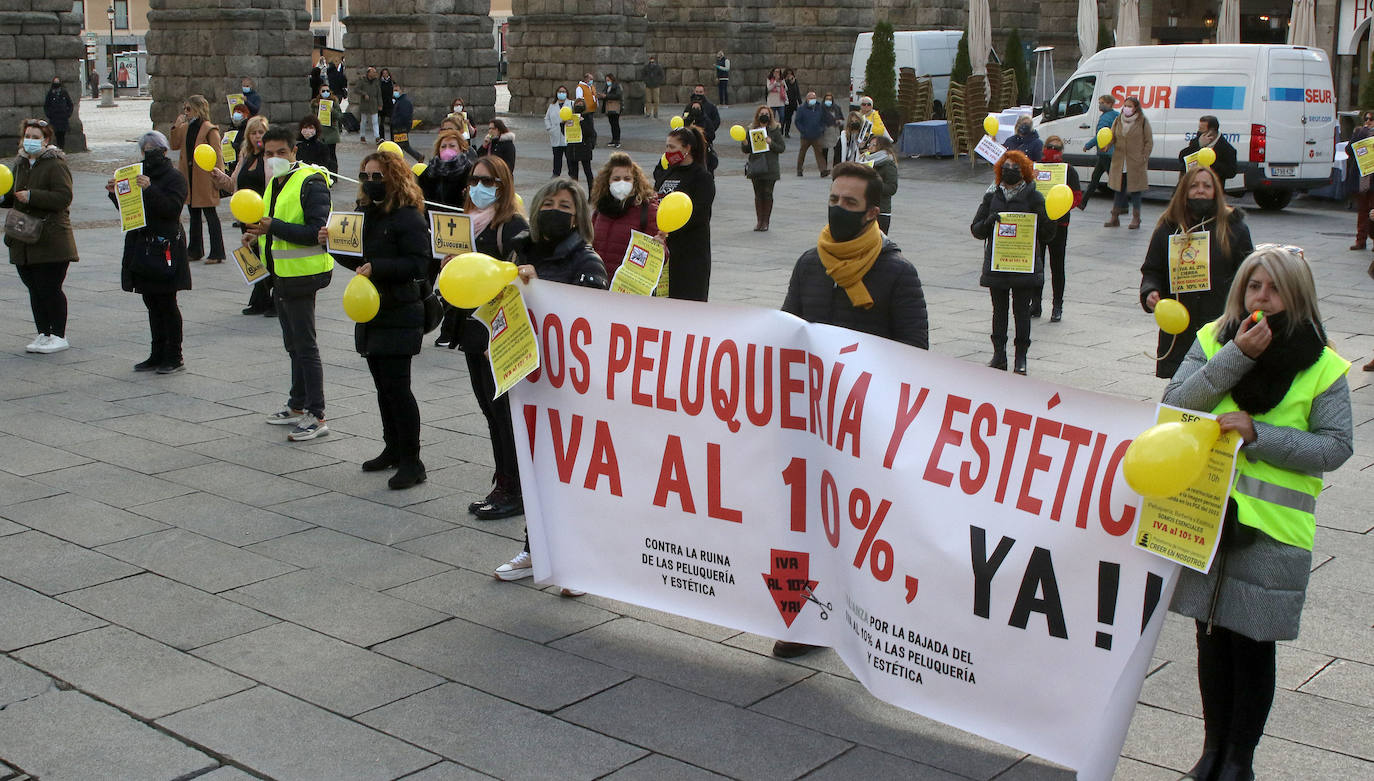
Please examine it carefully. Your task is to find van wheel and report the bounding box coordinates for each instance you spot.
[1252,189,1293,211]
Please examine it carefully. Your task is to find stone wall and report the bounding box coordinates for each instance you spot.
[344,0,499,130]
[0,0,86,154]
[506,0,648,116]
[146,0,314,131]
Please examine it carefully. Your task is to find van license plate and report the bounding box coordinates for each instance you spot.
[1270,166,1297,177]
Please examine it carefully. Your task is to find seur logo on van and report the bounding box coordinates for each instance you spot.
[1110,85,1248,111]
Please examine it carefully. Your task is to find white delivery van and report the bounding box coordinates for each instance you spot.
[851,30,964,110]
[1036,44,1335,210]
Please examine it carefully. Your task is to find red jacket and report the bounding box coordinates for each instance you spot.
[592,197,658,278]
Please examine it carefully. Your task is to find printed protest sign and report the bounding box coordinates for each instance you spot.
[609,230,666,296]
[476,284,540,397]
[991,212,1036,273]
[430,211,474,259]
[1168,232,1211,294]
[326,211,364,257]
[113,163,145,232]
[232,245,269,285]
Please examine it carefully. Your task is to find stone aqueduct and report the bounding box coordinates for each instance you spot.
[2,0,1103,152]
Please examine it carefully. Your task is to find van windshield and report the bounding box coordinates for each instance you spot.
[1044,76,1096,122]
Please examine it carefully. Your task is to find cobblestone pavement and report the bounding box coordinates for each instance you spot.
[1,99,1371,780]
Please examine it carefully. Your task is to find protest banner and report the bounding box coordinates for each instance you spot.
[975,135,1007,165]
[476,284,539,397]
[609,230,666,296]
[1167,232,1211,294]
[113,163,145,232]
[1032,162,1067,195]
[509,283,1178,781]
[1355,137,1374,177]
[991,212,1036,273]
[430,211,474,259]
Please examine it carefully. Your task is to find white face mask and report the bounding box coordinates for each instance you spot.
[265,156,291,179]
[301,129,316,139]
[609,180,634,201]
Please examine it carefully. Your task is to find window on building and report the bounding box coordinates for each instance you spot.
[312,0,322,22]
[114,0,129,29]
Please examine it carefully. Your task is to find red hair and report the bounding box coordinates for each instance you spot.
[995,150,1034,186]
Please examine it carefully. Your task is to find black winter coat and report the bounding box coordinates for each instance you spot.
[1177,135,1239,182]
[478,133,517,172]
[336,204,430,357]
[419,149,476,209]
[44,87,74,131]
[782,237,929,349]
[517,231,609,289]
[653,162,715,301]
[457,215,531,353]
[294,137,330,168]
[1139,208,1253,378]
[112,153,192,295]
[970,183,1057,290]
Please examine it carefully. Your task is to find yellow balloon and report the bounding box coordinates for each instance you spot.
[378,141,403,157]
[1096,127,1113,149]
[1196,146,1217,168]
[411,162,428,176]
[1123,420,1220,498]
[342,274,381,323]
[1045,183,1073,220]
[1154,298,1190,335]
[437,252,519,308]
[670,115,685,130]
[983,115,999,137]
[193,143,218,172]
[229,189,264,224]
[559,105,574,122]
[656,191,693,233]
[514,192,525,212]
[729,124,746,142]
[660,154,669,169]
[0,163,12,196]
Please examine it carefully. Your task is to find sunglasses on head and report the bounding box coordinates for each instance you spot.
[470,175,499,187]
[358,171,385,181]
[24,119,49,128]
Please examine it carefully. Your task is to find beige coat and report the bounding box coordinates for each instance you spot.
[170,117,224,208]
[1108,113,1153,193]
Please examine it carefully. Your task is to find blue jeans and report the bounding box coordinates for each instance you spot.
[1114,189,1143,211]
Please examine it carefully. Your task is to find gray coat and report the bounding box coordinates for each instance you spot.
[1163,339,1353,641]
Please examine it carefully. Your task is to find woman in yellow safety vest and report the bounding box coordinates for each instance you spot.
[1163,244,1353,781]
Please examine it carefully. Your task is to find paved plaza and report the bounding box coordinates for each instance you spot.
[0,99,1371,780]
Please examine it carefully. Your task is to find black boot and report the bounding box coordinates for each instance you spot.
[1180,748,1222,781]
[389,452,427,489]
[753,199,765,231]
[469,475,500,513]
[1050,302,1063,323]
[759,199,772,231]
[362,447,399,472]
[1013,346,1028,375]
[1212,761,1254,781]
[474,474,524,519]
[988,339,1007,370]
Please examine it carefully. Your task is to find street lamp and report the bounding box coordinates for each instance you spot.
[106,5,115,90]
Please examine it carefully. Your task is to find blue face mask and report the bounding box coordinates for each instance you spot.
[22,138,43,155]
[557,91,567,100]
[823,99,833,107]
[470,182,499,209]
[393,91,401,100]
[808,99,818,106]
[242,86,251,94]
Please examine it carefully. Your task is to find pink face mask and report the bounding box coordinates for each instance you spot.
[439,147,458,162]
[1122,107,1136,117]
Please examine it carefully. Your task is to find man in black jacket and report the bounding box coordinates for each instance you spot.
[683,84,721,135]
[774,162,928,658]
[242,127,335,442]
[389,83,424,162]
[1177,115,1238,183]
[44,79,74,149]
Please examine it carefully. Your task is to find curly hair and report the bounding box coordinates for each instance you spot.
[356,151,425,215]
[590,152,655,206]
[994,150,1034,186]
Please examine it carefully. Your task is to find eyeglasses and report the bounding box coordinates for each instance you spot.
[358,171,385,182]
[1045,146,1063,152]
[470,175,499,187]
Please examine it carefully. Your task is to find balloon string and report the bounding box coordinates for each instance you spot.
[1143,333,1179,361]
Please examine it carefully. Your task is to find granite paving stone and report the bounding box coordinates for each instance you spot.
[193,768,262,781]
[0,433,92,476]
[394,526,527,572]
[0,690,216,781]
[159,461,324,507]
[193,622,443,716]
[61,433,214,474]
[398,763,496,780]
[16,625,253,719]
[373,618,631,711]
[384,567,616,643]
[59,573,277,650]
[129,491,312,545]
[31,462,195,508]
[552,617,813,705]
[0,654,56,708]
[0,578,105,652]
[0,530,141,595]
[601,754,729,780]
[0,516,25,535]
[159,686,438,780]
[558,677,852,780]
[97,528,298,592]
[246,527,450,591]
[224,569,450,647]
[0,493,169,546]
[357,683,647,780]
[95,411,235,446]
[0,470,63,505]
[798,746,969,781]
[0,410,122,447]
[184,435,344,474]
[271,491,453,545]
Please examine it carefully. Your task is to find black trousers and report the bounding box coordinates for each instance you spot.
[552,146,575,177]
[989,287,1033,350]
[567,148,594,184]
[15,261,69,337]
[607,112,621,143]
[781,105,795,135]
[1036,226,1068,310]
[188,206,225,260]
[396,138,424,163]
[465,348,519,490]
[1084,153,1112,201]
[141,292,183,363]
[274,277,327,418]
[1195,621,1276,756]
[366,354,421,458]
[751,178,776,201]
[55,130,67,149]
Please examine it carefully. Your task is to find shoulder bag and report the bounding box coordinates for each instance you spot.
[3,209,44,244]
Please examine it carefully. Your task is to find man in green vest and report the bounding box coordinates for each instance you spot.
[242,126,335,441]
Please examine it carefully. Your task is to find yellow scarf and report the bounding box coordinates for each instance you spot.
[816,220,883,309]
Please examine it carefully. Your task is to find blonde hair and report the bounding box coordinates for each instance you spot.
[238,115,269,161]
[590,152,654,206]
[1218,245,1323,339]
[432,129,469,157]
[752,105,778,129]
[185,94,211,122]
[1160,166,1234,258]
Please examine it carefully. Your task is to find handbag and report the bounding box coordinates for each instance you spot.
[421,282,444,334]
[130,232,178,282]
[3,209,44,244]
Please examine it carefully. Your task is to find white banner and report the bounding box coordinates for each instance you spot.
[510,282,1179,781]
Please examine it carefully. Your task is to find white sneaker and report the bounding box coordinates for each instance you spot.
[265,408,304,425]
[34,335,69,354]
[25,334,48,352]
[287,413,329,441]
[494,550,533,581]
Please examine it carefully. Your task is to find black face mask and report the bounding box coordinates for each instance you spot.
[758,114,770,123]
[691,95,703,103]
[1187,198,1217,219]
[1001,166,1022,185]
[362,181,387,202]
[538,209,575,242]
[827,205,870,242]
